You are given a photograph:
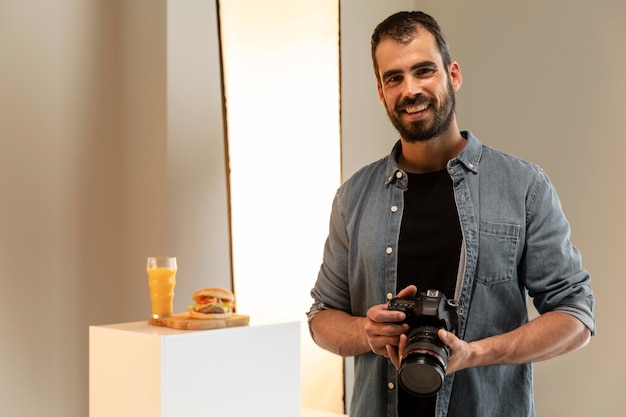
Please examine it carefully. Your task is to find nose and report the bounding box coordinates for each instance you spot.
[401,77,422,101]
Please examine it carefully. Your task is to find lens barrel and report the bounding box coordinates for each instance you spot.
[398,326,448,396]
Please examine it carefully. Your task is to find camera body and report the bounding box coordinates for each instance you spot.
[388,289,459,396]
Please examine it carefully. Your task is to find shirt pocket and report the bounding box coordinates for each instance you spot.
[476,220,520,285]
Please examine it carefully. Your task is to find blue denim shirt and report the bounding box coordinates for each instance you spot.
[308,131,595,417]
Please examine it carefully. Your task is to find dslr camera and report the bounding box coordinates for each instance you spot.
[388,289,459,396]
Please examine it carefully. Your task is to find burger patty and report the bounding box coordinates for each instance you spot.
[198,305,225,314]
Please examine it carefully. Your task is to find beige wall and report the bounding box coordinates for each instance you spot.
[0,1,206,416]
[166,0,232,306]
[1,0,623,416]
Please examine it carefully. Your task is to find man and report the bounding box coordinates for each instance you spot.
[307,11,595,417]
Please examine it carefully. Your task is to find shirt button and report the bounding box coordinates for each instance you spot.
[386,247,393,254]
[468,163,475,169]
[387,292,393,300]
[388,382,395,390]
[391,205,398,213]
[395,171,403,179]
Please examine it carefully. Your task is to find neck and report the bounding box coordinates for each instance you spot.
[398,123,466,174]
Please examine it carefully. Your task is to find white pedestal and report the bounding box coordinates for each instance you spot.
[90,320,300,417]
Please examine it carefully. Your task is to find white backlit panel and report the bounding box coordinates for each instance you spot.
[219,0,343,412]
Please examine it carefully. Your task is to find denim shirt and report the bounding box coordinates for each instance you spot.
[308,131,595,417]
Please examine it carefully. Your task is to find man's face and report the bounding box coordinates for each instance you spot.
[375,30,461,142]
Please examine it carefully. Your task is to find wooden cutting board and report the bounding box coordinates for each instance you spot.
[148,313,250,330]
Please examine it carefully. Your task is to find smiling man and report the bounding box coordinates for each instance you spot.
[307,11,595,417]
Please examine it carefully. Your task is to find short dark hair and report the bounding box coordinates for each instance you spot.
[371,11,451,82]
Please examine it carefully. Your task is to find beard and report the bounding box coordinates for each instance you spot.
[385,80,456,143]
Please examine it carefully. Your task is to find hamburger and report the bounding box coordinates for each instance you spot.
[188,287,235,319]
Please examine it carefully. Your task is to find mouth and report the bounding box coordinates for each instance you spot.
[398,101,431,122]
[403,103,430,115]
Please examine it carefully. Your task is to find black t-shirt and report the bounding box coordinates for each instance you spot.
[396,170,462,417]
[397,170,461,298]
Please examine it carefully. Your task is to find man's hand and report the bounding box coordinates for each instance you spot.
[438,329,472,374]
[386,324,472,372]
[364,285,417,358]
[389,311,591,374]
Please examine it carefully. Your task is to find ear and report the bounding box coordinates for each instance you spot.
[449,61,462,92]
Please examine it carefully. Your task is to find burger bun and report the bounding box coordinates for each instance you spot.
[192,287,235,303]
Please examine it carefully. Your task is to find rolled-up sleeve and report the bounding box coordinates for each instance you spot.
[524,169,596,334]
[307,188,352,328]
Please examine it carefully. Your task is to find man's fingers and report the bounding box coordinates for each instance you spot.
[386,344,400,369]
[396,285,418,298]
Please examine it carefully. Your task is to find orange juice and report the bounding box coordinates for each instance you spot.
[147,267,177,318]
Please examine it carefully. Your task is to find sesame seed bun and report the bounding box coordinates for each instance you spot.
[192,287,235,303]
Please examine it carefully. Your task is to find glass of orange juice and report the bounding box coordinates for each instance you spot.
[146,256,177,318]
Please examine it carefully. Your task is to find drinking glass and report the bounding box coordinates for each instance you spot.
[146,256,177,318]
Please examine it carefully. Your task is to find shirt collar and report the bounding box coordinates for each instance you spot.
[384,131,482,187]
[385,140,407,188]
[453,130,481,174]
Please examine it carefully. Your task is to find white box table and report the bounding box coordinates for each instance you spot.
[90,320,300,417]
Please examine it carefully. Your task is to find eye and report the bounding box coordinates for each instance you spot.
[384,74,402,85]
[415,68,436,77]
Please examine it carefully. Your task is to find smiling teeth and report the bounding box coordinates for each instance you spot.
[406,103,429,113]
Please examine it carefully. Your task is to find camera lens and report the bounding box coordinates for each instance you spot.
[398,326,448,396]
